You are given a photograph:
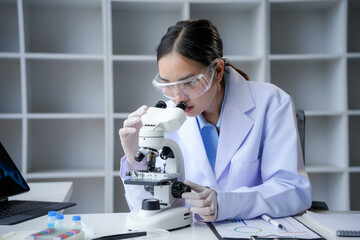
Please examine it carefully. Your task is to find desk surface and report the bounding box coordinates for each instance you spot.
[4,182,358,239]
[1,212,359,240]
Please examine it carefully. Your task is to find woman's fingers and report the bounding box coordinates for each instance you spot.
[119,127,136,140]
[190,206,215,216]
[128,105,148,118]
[123,116,141,128]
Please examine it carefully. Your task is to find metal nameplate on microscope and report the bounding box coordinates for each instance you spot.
[124,177,178,186]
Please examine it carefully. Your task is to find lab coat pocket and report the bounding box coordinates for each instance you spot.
[228,157,261,190]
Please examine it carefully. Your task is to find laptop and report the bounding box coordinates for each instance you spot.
[0,141,76,225]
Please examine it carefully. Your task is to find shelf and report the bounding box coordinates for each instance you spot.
[0,58,21,113]
[305,115,347,168]
[349,167,360,172]
[112,55,156,61]
[270,53,342,61]
[114,176,129,213]
[348,110,360,116]
[347,53,360,59]
[305,110,346,117]
[26,168,105,179]
[0,120,22,171]
[308,172,349,211]
[350,173,360,210]
[270,0,345,54]
[113,113,130,119]
[270,58,346,111]
[190,2,264,56]
[26,113,105,119]
[0,53,20,58]
[348,0,360,53]
[306,165,345,173]
[23,0,103,54]
[113,60,166,113]
[0,0,19,52]
[26,59,104,113]
[27,119,105,172]
[25,53,104,60]
[111,2,183,55]
[0,114,23,119]
[347,58,360,110]
[349,116,360,167]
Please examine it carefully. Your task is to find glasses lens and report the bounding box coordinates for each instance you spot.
[153,59,218,100]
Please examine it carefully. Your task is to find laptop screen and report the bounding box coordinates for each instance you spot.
[0,141,30,200]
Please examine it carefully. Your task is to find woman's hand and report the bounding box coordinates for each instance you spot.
[181,180,218,222]
[119,105,148,168]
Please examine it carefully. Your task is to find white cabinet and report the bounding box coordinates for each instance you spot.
[0,0,359,213]
[23,0,103,54]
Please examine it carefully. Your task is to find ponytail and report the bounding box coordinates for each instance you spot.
[222,58,249,80]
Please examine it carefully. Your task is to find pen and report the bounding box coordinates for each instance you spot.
[261,214,287,232]
[91,231,147,240]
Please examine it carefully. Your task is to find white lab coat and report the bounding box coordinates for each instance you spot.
[120,66,312,221]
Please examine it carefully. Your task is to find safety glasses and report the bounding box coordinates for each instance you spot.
[152,58,220,100]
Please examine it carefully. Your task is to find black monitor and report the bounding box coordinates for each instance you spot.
[0,141,30,200]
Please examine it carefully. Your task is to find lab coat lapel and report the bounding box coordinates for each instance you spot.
[177,116,218,188]
[215,68,255,181]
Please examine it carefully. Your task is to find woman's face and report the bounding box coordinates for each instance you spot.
[158,52,224,117]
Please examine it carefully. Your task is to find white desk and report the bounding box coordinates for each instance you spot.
[0,181,74,237]
[0,213,215,239]
[10,182,73,202]
[0,212,359,240]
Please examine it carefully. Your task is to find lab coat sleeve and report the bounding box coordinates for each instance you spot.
[119,156,153,210]
[216,96,312,221]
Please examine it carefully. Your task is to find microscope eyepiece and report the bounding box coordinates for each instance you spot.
[176,101,188,111]
[154,100,167,108]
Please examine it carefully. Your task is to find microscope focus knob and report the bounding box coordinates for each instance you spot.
[172,181,191,198]
[141,198,160,210]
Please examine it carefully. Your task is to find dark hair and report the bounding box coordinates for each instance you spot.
[156,19,249,80]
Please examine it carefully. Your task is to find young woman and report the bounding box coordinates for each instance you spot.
[119,19,311,222]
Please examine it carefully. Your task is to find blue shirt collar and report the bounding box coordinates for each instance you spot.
[197,77,229,130]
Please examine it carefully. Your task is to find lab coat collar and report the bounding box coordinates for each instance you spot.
[215,67,255,181]
[166,100,218,187]
[177,116,218,188]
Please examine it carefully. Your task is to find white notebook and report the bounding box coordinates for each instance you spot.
[303,211,360,237]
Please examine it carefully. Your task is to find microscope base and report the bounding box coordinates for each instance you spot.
[126,206,192,231]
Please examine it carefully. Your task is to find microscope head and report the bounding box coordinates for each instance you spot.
[134,101,187,166]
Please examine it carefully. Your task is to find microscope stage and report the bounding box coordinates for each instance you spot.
[124,177,177,186]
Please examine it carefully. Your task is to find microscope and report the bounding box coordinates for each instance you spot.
[125,101,193,231]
